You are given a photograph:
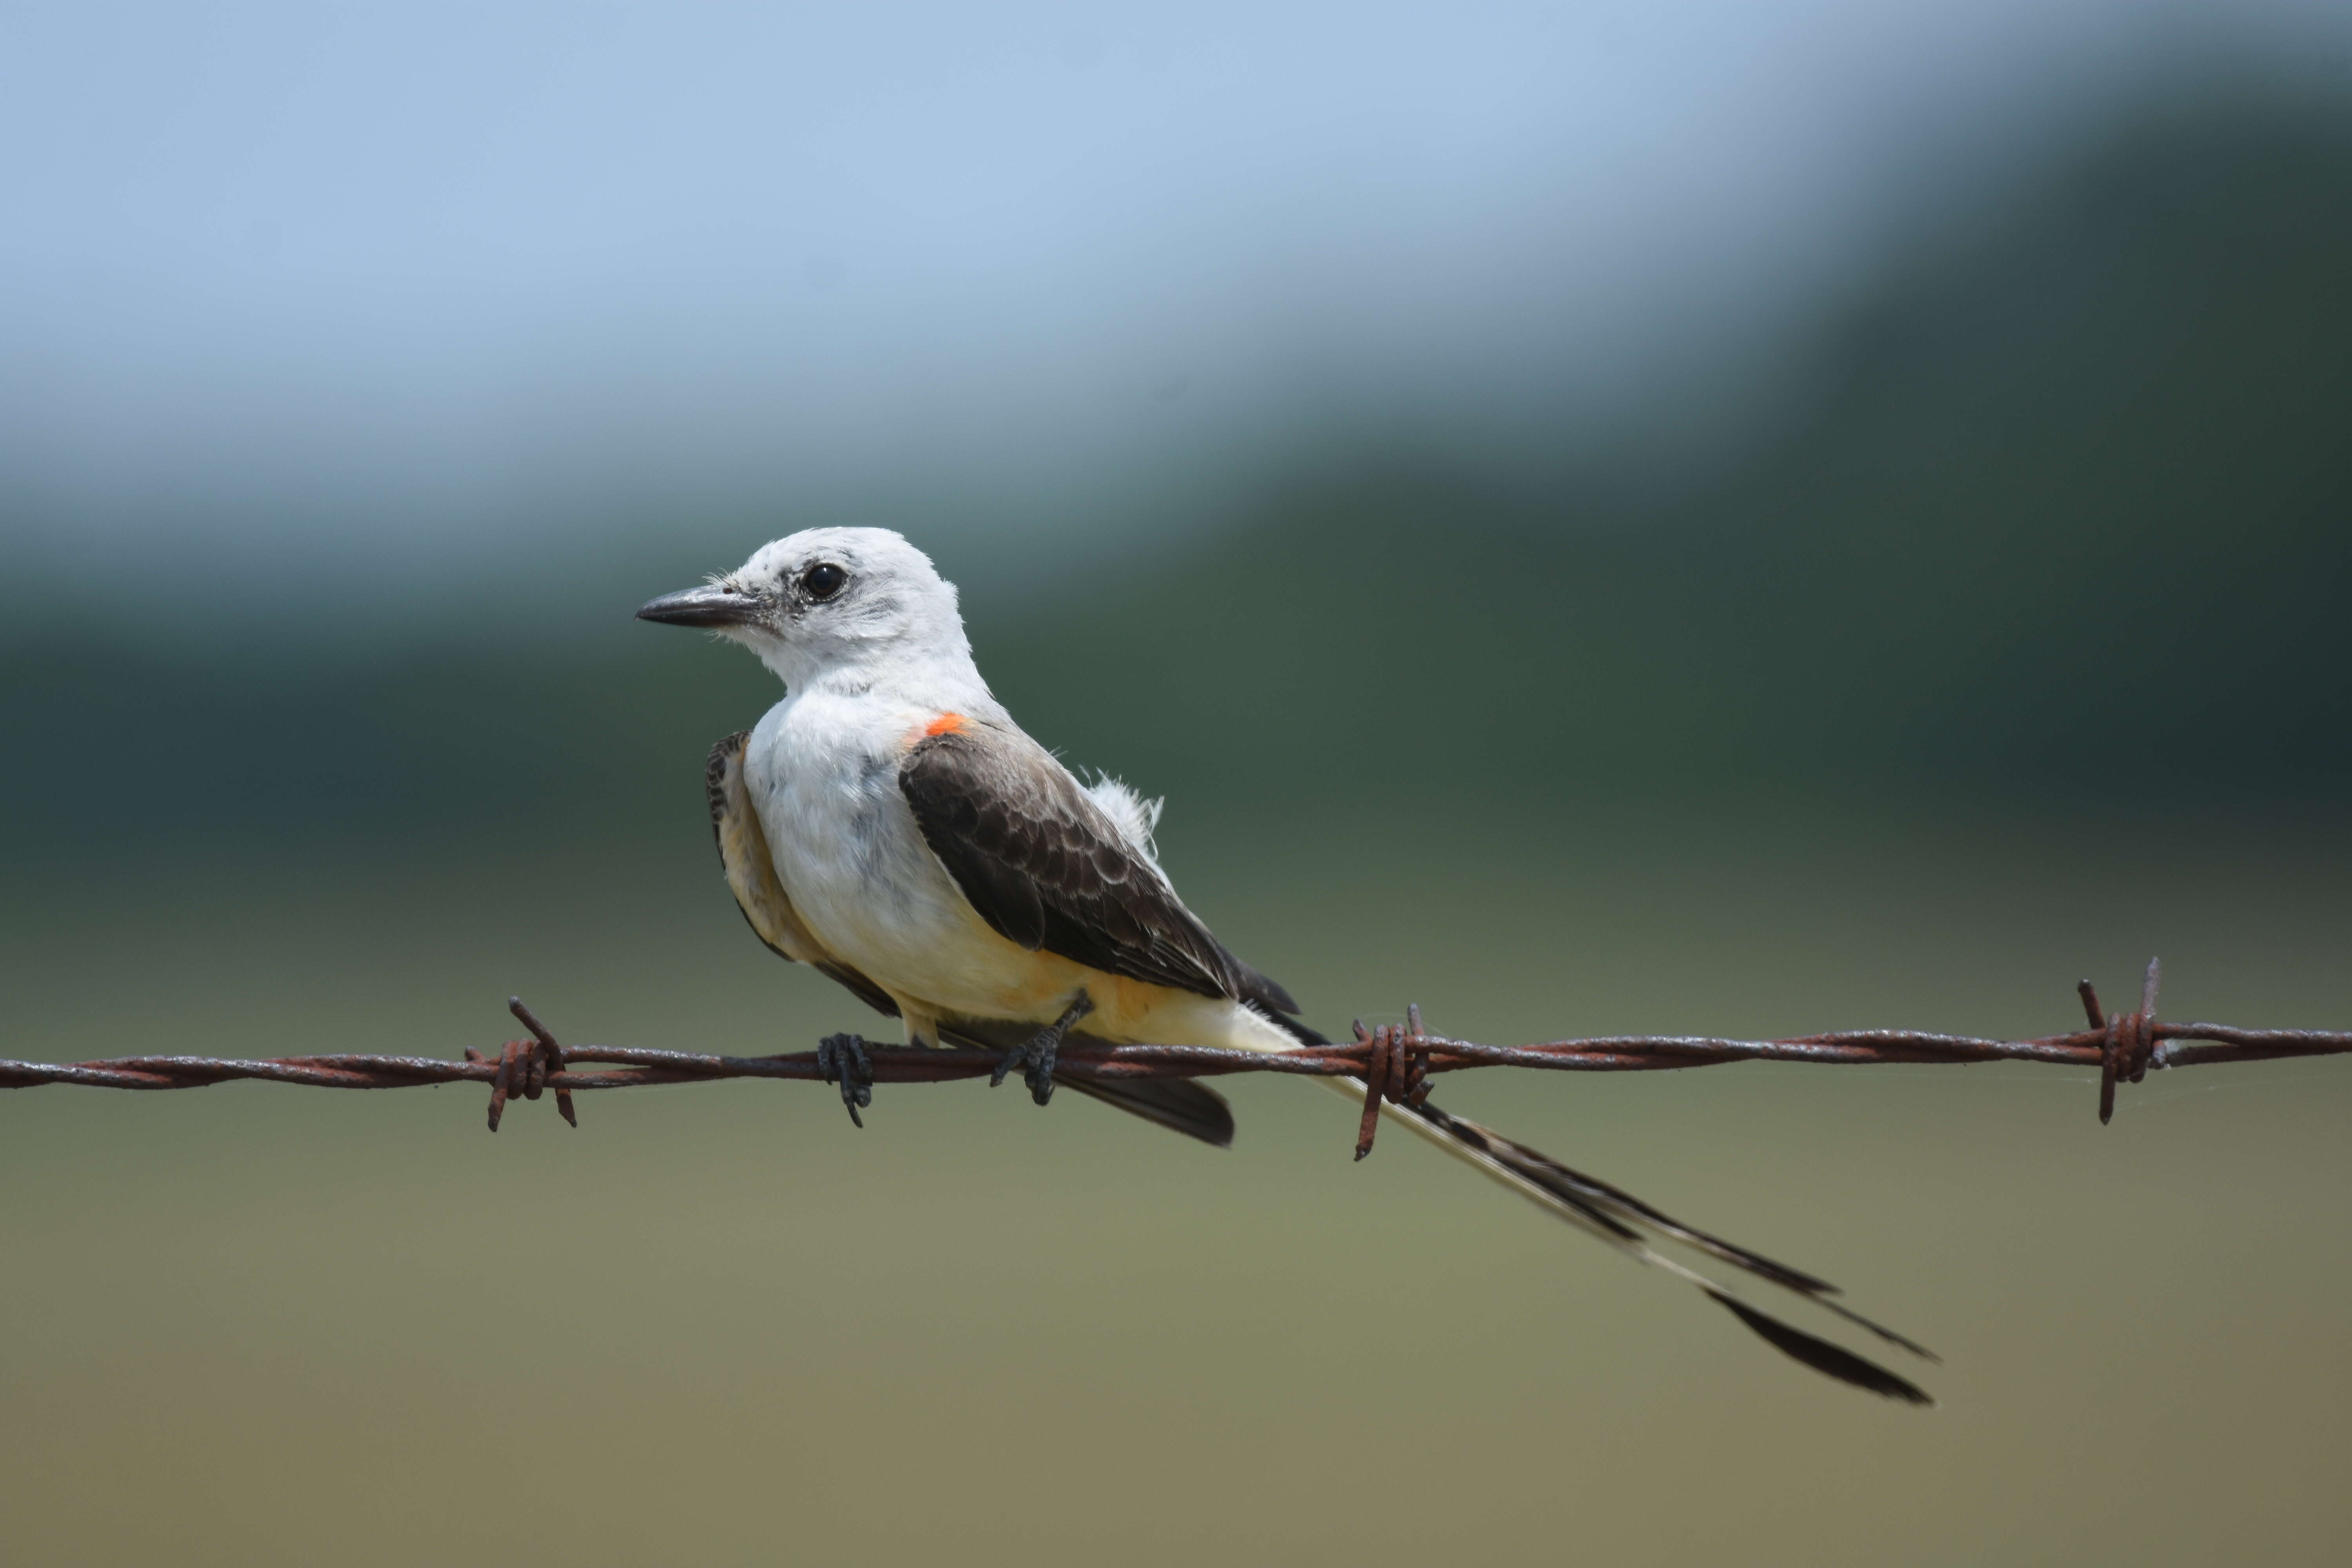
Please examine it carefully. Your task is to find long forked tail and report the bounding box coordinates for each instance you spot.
[1319,1078,1938,1405]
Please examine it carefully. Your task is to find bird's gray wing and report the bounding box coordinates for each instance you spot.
[706,731,900,1018]
[899,722,1257,1003]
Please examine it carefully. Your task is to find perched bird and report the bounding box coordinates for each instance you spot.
[639,526,1935,1403]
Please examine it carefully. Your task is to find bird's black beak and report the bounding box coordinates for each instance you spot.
[636,584,764,629]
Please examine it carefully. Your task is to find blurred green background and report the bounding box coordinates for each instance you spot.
[5,7,2351,1565]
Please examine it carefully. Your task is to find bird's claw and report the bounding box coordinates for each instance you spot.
[989,1031,1061,1106]
[989,993,1094,1107]
[816,1033,875,1127]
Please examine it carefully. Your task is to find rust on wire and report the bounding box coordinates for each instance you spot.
[3,961,2348,1149]
[1350,1008,1437,1160]
[2092,958,2155,1125]
[1351,1020,1390,1159]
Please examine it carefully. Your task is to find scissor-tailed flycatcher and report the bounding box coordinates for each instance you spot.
[639,527,1935,1402]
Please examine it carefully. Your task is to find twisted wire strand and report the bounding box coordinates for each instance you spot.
[3,962,2345,1146]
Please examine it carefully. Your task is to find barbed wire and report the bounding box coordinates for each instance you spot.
[3,961,2347,1153]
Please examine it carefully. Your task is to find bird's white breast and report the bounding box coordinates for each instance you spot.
[743,691,996,1005]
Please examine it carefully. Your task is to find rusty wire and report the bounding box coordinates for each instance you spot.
[2,961,2347,1152]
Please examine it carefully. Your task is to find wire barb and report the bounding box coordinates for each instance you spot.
[510,996,577,1129]
[1353,1021,1390,1159]
[1352,1009,1435,1160]
[2095,958,2162,1126]
[466,999,578,1133]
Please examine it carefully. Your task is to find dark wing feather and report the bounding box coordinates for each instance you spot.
[1707,1292,1936,1405]
[900,726,1243,1001]
[1054,1075,1237,1148]
[938,1015,1234,1148]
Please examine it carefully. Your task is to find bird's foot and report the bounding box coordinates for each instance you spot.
[816,1033,875,1127]
[989,993,1095,1107]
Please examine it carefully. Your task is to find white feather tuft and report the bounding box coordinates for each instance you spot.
[1083,774,1165,866]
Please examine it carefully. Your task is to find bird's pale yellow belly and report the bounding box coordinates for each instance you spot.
[856,895,1294,1053]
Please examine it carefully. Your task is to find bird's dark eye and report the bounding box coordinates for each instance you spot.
[800,563,848,601]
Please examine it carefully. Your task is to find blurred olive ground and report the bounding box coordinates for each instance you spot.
[4,803,2348,1567]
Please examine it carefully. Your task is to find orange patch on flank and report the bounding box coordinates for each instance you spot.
[922,712,970,737]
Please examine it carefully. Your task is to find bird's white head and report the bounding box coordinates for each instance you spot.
[636,527,984,698]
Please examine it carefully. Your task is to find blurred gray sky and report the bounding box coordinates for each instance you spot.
[5,1,2348,590]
